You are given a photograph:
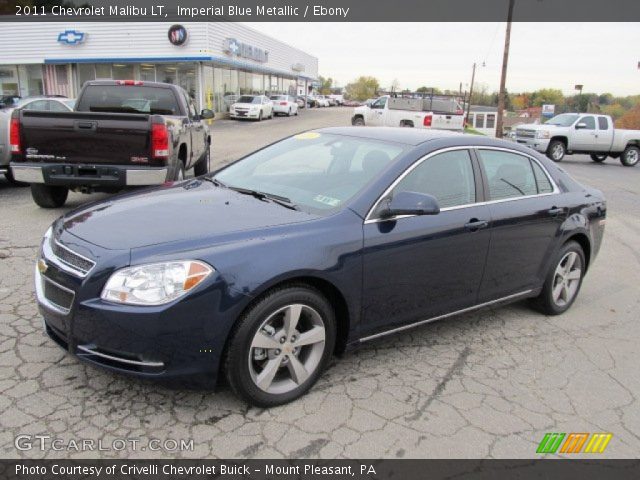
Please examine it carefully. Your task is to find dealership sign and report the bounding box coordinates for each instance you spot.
[223,38,268,63]
[542,104,555,118]
[57,30,86,45]
[168,24,188,46]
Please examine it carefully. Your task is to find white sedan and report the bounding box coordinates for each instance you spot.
[270,95,299,116]
[229,95,273,121]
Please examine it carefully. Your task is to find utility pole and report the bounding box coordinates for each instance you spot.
[465,62,476,128]
[495,0,515,138]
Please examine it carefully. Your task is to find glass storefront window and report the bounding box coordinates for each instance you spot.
[157,64,177,84]
[25,65,44,96]
[140,64,156,82]
[177,63,197,99]
[95,64,112,79]
[78,64,95,88]
[0,66,19,96]
[112,64,134,80]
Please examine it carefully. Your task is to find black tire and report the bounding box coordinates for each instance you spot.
[295,109,298,116]
[224,284,336,407]
[30,184,68,208]
[546,140,566,162]
[4,169,28,187]
[287,108,291,117]
[193,147,210,176]
[620,145,640,167]
[531,241,586,315]
[590,153,608,163]
[257,111,262,122]
[352,116,365,126]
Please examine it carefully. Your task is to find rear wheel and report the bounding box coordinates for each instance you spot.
[531,241,585,315]
[590,153,608,163]
[193,147,210,176]
[287,108,292,117]
[352,116,365,126]
[30,184,68,208]
[620,145,639,167]
[224,285,336,407]
[547,140,566,162]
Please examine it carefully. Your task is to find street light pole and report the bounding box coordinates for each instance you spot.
[495,0,515,138]
[465,62,476,128]
[574,84,584,112]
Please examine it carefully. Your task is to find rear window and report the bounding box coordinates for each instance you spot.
[270,95,287,101]
[76,85,180,115]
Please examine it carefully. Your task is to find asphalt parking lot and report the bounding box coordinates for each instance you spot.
[0,106,639,459]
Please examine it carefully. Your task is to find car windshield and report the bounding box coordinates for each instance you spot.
[214,132,406,214]
[545,114,579,126]
[238,96,261,104]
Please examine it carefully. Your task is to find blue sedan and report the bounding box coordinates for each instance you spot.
[36,127,606,406]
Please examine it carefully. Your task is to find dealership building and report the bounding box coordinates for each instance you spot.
[0,22,319,112]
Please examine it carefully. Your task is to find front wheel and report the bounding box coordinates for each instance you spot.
[546,140,566,162]
[620,145,640,167]
[30,184,68,208]
[193,147,210,176]
[257,111,262,122]
[590,153,608,163]
[531,241,585,315]
[224,285,336,407]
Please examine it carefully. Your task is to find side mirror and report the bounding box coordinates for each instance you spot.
[575,122,587,129]
[200,109,215,119]
[379,191,440,219]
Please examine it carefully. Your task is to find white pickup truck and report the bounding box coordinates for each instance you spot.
[515,113,640,167]
[351,95,465,131]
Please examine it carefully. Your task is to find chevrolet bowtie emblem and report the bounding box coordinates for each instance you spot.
[37,259,48,274]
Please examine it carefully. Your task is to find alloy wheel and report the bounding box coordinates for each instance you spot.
[248,304,326,394]
[551,143,564,161]
[552,251,582,307]
[625,149,639,165]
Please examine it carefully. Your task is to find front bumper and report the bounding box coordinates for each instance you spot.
[515,137,550,153]
[34,229,244,385]
[11,163,169,186]
[229,110,261,119]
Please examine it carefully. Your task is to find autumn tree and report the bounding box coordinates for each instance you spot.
[345,76,380,101]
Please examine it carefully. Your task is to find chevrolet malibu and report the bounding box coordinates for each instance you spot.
[36,127,606,407]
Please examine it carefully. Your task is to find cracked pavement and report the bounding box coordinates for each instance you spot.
[0,108,639,459]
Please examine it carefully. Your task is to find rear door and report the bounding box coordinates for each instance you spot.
[475,148,564,302]
[361,148,491,337]
[595,116,614,151]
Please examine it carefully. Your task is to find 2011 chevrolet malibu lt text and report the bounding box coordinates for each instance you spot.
[35,127,606,407]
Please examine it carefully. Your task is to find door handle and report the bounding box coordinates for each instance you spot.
[464,219,489,231]
[547,206,564,217]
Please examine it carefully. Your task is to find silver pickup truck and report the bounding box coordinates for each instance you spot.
[515,113,640,167]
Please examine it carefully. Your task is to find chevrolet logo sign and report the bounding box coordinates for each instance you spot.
[37,259,48,274]
[57,30,86,45]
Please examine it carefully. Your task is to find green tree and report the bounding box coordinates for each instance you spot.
[318,76,333,95]
[417,86,443,95]
[530,88,564,107]
[345,76,380,101]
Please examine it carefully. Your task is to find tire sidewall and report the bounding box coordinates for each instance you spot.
[226,286,336,407]
[547,140,565,162]
[621,146,639,167]
[540,241,586,315]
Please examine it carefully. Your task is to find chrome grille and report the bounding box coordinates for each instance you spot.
[516,129,536,138]
[51,241,95,276]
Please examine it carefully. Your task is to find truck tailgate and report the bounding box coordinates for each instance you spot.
[19,111,151,165]
[432,113,464,131]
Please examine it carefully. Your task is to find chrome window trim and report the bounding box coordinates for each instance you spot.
[359,289,533,342]
[364,145,560,225]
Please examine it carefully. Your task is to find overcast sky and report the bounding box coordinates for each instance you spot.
[245,23,640,96]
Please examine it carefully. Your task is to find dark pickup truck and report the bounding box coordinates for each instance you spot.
[10,80,214,208]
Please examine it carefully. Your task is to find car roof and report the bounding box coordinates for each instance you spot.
[315,126,465,146]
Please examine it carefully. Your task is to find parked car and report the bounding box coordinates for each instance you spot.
[343,99,363,107]
[10,80,213,207]
[295,97,306,109]
[1,96,75,185]
[230,95,273,121]
[315,95,330,107]
[329,94,345,105]
[352,95,465,131]
[35,127,605,407]
[0,95,21,109]
[515,113,640,167]
[270,95,299,116]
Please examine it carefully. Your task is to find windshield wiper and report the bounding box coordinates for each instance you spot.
[229,187,299,210]
[202,176,227,187]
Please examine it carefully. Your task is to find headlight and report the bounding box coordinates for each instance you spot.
[101,260,213,306]
[536,130,551,139]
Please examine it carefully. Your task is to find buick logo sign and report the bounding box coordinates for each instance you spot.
[168,25,188,46]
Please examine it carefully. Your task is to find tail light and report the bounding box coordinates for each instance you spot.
[423,115,433,127]
[280,102,287,105]
[151,123,169,159]
[9,117,21,154]
[116,80,143,86]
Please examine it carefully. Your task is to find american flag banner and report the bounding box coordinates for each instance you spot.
[44,64,72,97]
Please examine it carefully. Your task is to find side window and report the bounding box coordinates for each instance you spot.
[598,116,609,130]
[49,101,70,112]
[22,100,49,111]
[393,150,476,209]
[486,114,496,129]
[530,160,554,194]
[478,150,537,200]
[579,116,596,130]
[475,114,485,129]
[371,97,387,109]
[182,90,195,118]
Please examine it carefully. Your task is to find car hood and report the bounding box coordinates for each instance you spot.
[60,180,317,250]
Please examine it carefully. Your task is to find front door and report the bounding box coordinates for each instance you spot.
[367,97,386,126]
[475,148,564,302]
[361,148,490,338]
[573,115,597,151]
